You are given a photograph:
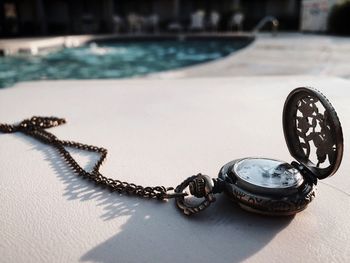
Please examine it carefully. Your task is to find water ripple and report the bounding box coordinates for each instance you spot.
[0,39,250,88]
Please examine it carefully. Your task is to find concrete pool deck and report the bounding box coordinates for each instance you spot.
[149,33,350,79]
[1,33,350,263]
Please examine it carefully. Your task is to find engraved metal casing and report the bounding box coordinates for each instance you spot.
[218,87,343,216]
[218,159,316,216]
[283,87,343,179]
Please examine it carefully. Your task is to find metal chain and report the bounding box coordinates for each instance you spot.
[0,116,185,200]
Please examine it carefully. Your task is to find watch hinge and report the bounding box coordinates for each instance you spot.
[291,161,318,185]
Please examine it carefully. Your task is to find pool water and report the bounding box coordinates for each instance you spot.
[0,39,250,88]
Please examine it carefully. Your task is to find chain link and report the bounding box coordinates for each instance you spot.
[0,116,183,200]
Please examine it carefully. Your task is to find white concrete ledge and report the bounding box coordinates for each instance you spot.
[1,76,349,263]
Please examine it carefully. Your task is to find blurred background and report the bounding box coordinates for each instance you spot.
[1,0,349,37]
[1,0,349,89]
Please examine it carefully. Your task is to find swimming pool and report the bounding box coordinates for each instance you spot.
[0,38,252,88]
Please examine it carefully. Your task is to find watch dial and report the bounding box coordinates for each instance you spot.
[234,158,303,189]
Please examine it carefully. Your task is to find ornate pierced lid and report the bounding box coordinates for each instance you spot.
[283,87,343,179]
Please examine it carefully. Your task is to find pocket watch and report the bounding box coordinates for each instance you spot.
[175,87,343,216]
[213,88,343,215]
[0,87,343,217]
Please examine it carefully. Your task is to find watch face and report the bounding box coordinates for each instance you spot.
[234,158,304,190]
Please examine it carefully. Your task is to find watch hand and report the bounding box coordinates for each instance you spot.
[259,167,271,177]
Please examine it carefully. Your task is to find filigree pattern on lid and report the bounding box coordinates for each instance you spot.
[283,87,343,179]
[295,95,336,168]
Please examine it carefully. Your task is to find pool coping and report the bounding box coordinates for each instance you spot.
[0,32,254,56]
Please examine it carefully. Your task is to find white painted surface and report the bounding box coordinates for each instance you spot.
[0,77,349,263]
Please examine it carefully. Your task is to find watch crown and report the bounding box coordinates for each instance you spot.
[189,174,213,198]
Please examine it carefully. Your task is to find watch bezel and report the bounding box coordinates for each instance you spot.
[232,157,304,195]
[218,159,316,216]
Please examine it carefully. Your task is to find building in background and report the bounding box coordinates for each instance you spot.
[1,0,302,37]
[300,0,338,32]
